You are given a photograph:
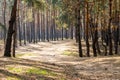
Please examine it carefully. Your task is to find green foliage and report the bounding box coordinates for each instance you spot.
[25,9,33,22]
[22,0,46,10]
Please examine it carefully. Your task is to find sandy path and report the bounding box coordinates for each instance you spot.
[15,40,120,80]
[16,40,78,63]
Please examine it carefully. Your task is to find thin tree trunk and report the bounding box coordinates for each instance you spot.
[13,21,17,57]
[18,0,22,46]
[77,0,83,57]
[108,0,113,55]
[85,2,90,57]
[46,10,49,41]
[3,0,7,43]
[37,10,41,42]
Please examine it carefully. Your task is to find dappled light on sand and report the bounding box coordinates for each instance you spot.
[0,0,120,79]
[1,40,120,80]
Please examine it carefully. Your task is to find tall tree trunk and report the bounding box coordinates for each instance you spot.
[3,0,7,43]
[4,0,17,57]
[18,0,21,46]
[37,10,41,42]
[75,8,78,43]
[32,8,36,43]
[70,23,74,39]
[22,4,26,45]
[108,0,113,55]
[61,27,64,40]
[90,18,97,57]
[43,11,46,41]
[77,0,83,57]
[46,10,49,41]
[13,21,17,57]
[85,2,90,57]
[113,0,119,54]
[65,28,68,39]
[53,8,56,41]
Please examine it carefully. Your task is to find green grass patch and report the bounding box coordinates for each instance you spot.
[6,66,58,76]
[16,53,37,58]
[6,65,66,80]
[7,76,20,80]
[26,67,57,76]
[7,66,24,73]
[63,50,78,56]
[27,68,47,75]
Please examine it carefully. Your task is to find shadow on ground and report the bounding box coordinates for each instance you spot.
[0,57,73,80]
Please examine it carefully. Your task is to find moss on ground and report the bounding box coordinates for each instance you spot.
[16,53,37,58]
[7,76,20,80]
[6,66,63,80]
[63,50,78,56]
[26,67,57,76]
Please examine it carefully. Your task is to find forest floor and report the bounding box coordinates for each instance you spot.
[0,40,120,80]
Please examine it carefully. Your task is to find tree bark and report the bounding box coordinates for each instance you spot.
[108,0,113,55]
[85,2,90,57]
[77,0,83,57]
[4,0,17,57]
[3,0,7,43]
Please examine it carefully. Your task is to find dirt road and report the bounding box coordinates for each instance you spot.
[16,40,120,80]
[0,40,120,80]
